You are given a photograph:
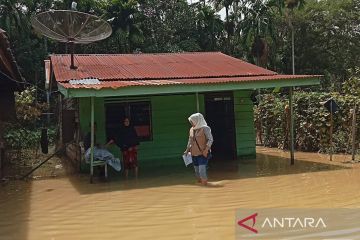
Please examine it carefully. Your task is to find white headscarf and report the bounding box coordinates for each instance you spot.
[188,113,208,130]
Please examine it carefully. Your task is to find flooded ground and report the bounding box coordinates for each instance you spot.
[1,147,360,240]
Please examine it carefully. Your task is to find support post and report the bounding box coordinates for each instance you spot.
[290,27,295,164]
[69,42,77,70]
[46,91,50,125]
[90,97,95,183]
[351,106,357,161]
[59,94,63,146]
[0,146,4,179]
[329,101,333,161]
[257,89,264,146]
[289,87,295,165]
[291,29,295,75]
[0,121,4,179]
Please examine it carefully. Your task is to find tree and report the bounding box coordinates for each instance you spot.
[210,0,234,53]
[105,0,143,53]
[0,0,28,39]
[235,0,278,67]
[138,0,200,52]
[192,2,224,51]
[343,67,360,97]
[277,0,360,88]
[287,0,304,74]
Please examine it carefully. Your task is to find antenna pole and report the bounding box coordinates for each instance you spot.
[69,41,77,69]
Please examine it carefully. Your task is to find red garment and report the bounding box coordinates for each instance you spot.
[122,148,138,170]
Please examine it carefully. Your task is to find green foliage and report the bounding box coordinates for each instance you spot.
[2,0,358,86]
[4,128,41,149]
[137,0,201,53]
[343,67,360,96]
[1,0,359,154]
[4,87,51,150]
[235,0,277,65]
[0,0,29,39]
[4,126,56,150]
[256,91,360,153]
[14,87,47,127]
[210,0,234,46]
[280,0,360,85]
[193,3,224,51]
[105,0,144,52]
[255,94,286,148]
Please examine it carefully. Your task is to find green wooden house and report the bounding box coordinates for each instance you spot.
[50,52,320,173]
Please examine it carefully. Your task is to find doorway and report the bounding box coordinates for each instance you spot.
[205,92,236,160]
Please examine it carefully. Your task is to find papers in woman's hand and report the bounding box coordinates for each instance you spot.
[182,153,192,166]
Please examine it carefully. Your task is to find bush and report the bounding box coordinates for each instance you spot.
[4,128,40,149]
[3,87,56,155]
[14,87,47,127]
[255,91,360,153]
[4,126,57,150]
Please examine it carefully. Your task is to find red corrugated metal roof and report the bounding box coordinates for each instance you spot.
[59,74,319,89]
[51,52,320,90]
[51,52,276,83]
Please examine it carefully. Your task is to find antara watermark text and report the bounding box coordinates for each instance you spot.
[261,217,327,228]
[236,209,360,240]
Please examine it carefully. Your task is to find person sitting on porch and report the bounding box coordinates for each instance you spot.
[107,118,139,179]
[184,113,213,186]
[84,123,121,172]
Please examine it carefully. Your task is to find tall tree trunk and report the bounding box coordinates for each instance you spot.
[225,5,230,53]
[202,0,206,7]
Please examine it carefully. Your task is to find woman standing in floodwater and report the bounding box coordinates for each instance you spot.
[108,118,139,179]
[184,113,213,186]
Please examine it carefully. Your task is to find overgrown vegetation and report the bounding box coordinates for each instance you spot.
[1,0,359,153]
[256,90,360,153]
[1,0,359,89]
[4,87,56,160]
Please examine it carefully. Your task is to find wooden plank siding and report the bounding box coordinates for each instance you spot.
[141,94,203,165]
[79,97,107,146]
[233,90,256,158]
[77,91,255,170]
[79,94,204,167]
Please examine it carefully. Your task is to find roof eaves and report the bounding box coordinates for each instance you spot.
[59,74,321,90]
[60,73,279,83]
[0,28,25,89]
[50,51,224,57]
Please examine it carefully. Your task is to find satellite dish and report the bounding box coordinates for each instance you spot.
[31,10,112,69]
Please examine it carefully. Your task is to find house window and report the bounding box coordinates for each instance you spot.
[105,101,152,141]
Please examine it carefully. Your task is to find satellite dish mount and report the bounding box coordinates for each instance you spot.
[68,39,77,69]
[31,10,112,70]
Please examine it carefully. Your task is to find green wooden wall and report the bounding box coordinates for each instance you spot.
[78,91,255,168]
[141,94,204,165]
[233,90,256,158]
[79,97,107,145]
[79,94,204,167]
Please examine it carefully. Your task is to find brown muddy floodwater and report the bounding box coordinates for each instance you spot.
[1,147,360,240]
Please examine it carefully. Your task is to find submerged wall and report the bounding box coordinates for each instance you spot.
[77,91,255,169]
[234,91,256,158]
[79,94,201,167]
